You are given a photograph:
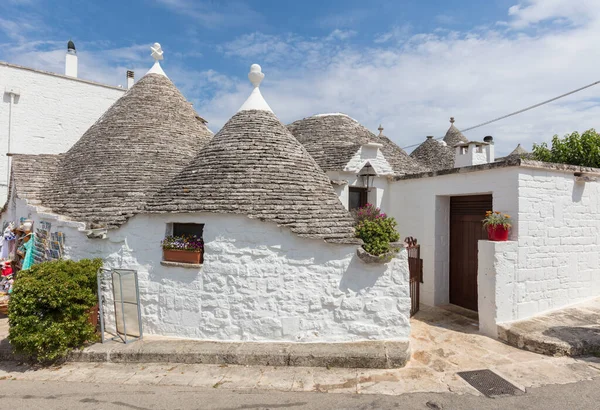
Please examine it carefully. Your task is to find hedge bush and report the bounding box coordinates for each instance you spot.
[8,258,102,363]
[354,204,400,255]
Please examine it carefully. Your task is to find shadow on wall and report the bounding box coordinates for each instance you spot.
[572,182,585,203]
[542,326,600,356]
[339,254,387,293]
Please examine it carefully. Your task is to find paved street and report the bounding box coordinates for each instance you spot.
[2,378,600,409]
[1,305,600,408]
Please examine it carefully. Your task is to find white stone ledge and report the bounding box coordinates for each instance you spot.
[160,261,202,269]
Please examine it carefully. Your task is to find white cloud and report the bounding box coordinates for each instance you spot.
[153,0,264,29]
[196,1,600,156]
[507,0,600,28]
[327,29,357,41]
[374,25,412,44]
[2,0,600,157]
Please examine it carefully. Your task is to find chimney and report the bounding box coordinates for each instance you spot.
[127,70,135,89]
[483,136,495,163]
[65,40,78,78]
[454,137,495,168]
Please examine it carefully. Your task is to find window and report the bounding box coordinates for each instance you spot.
[172,223,204,238]
[475,145,483,153]
[349,187,368,211]
[162,223,205,266]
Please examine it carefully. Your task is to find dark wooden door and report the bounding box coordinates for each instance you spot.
[449,195,492,311]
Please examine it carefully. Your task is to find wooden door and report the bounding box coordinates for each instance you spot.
[449,195,492,311]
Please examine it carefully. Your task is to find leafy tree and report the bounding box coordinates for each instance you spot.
[532,129,600,167]
[8,259,102,363]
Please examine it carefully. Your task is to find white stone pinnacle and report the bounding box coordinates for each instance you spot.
[145,42,168,78]
[248,64,264,87]
[238,64,273,113]
[151,43,164,61]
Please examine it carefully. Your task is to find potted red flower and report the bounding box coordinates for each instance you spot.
[483,211,511,241]
[162,235,204,264]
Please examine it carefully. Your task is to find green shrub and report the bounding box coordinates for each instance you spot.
[8,258,102,363]
[532,129,600,167]
[354,204,400,255]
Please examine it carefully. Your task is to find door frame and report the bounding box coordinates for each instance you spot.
[448,194,493,312]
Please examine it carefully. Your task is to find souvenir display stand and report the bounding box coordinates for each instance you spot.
[0,219,65,315]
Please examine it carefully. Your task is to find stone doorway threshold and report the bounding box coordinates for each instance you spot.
[438,304,479,322]
[498,297,600,357]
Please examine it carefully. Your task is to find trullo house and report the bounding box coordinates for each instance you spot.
[2,48,412,367]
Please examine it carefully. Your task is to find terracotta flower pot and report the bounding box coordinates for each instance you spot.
[487,225,509,241]
[163,249,203,264]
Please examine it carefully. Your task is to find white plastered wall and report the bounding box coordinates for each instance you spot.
[513,167,600,319]
[3,197,411,343]
[387,167,520,307]
[0,64,125,203]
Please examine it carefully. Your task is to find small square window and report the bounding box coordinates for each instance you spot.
[172,223,204,238]
[162,223,205,266]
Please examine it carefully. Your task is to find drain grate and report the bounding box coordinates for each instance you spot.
[457,369,524,398]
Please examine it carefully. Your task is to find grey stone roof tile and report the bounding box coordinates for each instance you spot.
[287,114,427,175]
[40,73,213,228]
[146,110,359,243]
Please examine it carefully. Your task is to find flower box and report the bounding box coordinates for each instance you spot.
[487,225,509,241]
[163,249,203,264]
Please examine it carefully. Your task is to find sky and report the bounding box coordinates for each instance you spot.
[1,0,600,156]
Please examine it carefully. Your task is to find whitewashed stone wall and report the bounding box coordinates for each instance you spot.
[0,63,125,202]
[477,240,518,338]
[514,168,600,319]
[3,198,411,342]
[389,164,600,329]
[388,166,520,306]
[327,170,390,212]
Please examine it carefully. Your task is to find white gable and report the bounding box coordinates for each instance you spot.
[343,143,395,175]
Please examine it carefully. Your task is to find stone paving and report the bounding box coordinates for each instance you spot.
[498,297,600,356]
[0,305,599,396]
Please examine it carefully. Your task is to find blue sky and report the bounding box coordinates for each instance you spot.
[1,0,600,155]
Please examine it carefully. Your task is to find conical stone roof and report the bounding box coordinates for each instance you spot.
[147,65,357,243]
[43,68,213,228]
[443,117,468,147]
[410,136,454,171]
[287,114,427,175]
[509,144,528,156]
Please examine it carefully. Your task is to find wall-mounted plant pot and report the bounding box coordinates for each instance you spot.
[487,225,509,241]
[356,246,397,264]
[163,249,203,264]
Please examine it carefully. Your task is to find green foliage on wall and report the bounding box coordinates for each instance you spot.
[354,204,401,256]
[8,259,102,363]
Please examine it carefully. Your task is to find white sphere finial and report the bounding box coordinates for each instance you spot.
[151,42,164,61]
[248,64,264,88]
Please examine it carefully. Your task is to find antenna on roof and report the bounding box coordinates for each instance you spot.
[378,124,384,136]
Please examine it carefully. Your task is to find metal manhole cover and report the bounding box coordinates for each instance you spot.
[457,369,524,398]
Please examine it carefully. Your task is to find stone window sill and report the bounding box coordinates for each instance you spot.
[160,261,202,269]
